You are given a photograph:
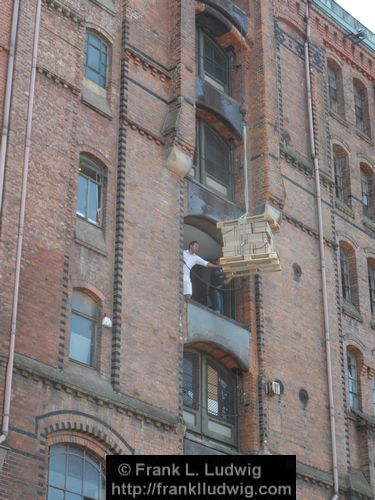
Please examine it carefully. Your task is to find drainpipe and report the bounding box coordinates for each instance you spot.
[0,0,42,444]
[0,0,20,217]
[304,2,339,499]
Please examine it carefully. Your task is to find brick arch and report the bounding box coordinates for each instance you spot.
[185,340,245,372]
[357,153,374,169]
[69,279,106,302]
[85,23,114,46]
[277,16,305,40]
[330,139,351,153]
[36,410,134,455]
[79,148,109,172]
[337,233,359,249]
[326,53,343,69]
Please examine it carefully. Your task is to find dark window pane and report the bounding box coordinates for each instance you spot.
[183,354,198,409]
[205,128,229,184]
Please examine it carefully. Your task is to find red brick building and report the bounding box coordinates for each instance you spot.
[0,0,374,498]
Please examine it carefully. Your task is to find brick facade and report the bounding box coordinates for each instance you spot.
[0,0,374,499]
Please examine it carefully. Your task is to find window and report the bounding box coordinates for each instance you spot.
[85,32,108,88]
[340,248,351,303]
[339,242,359,311]
[347,351,359,409]
[197,30,229,93]
[333,147,350,206]
[353,79,371,137]
[183,350,237,446]
[373,378,375,415]
[47,444,105,500]
[69,290,98,366]
[360,165,373,220]
[327,65,338,113]
[368,261,375,316]
[193,120,232,199]
[354,83,365,132]
[76,158,103,226]
[327,60,344,117]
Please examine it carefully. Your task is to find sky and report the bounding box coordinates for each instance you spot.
[334,0,375,33]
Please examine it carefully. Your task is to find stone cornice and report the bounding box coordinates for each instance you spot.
[6,354,179,432]
[42,0,85,24]
[122,118,164,145]
[124,48,170,82]
[280,145,334,189]
[37,65,80,95]
[284,212,336,248]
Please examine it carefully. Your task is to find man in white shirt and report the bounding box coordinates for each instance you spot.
[183,241,220,298]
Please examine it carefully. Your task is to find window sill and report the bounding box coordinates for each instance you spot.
[329,110,347,127]
[75,217,107,256]
[362,216,375,232]
[186,175,237,207]
[355,128,373,145]
[335,199,354,218]
[342,302,362,322]
[89,0,116,14]
[82,86,112,119]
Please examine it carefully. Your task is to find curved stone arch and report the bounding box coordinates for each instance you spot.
[185,338,248,371]
[70,279,106,303]
[330,138,351,154]
[357,153,375,171]
[325,51,344,69]
[36,410,134,455]
[337,233,359,250]
[78,144,111,171]
[85,23,114,46]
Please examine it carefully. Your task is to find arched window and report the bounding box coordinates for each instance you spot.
[367,259,375,317]
[47,444,105,499]
[347,350,359,410]
[69,290,98,366]
[333,146,351,207]
[339,242,359,311]
[76,156,104,226]
[84,32,109,89]
[194,120,232,199]
[183,350,237,446]
[360,164,373,220]
[327,60,344,116]
[197,29,230,94]
[353,79,371,137]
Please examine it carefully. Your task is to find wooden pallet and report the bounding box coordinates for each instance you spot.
[219,252,281,276]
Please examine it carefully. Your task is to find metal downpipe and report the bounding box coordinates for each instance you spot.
[0,0,20,217]
[0,0,42,444]
[304,2,339,498]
